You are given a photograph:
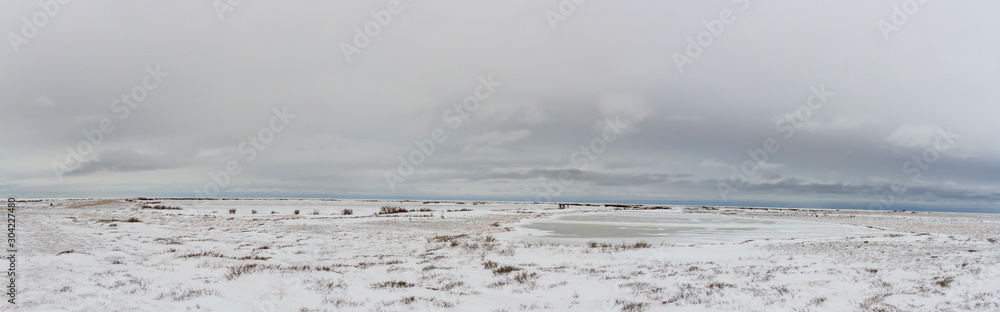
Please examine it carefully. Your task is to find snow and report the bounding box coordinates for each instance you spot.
[10,199,1000,311]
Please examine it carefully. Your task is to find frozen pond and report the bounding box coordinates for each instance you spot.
[511,211,882,244]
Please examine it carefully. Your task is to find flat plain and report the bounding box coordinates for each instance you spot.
[12,199,1000,311]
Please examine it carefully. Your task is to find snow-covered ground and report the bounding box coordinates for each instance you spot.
[11,199,1000,311]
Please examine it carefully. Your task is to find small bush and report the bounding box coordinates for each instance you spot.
[934,276,954,287]
[370,281,414,289]
[225,264,263,280]
[631,241,652,248]
[310,210,319,215]
[179,251,225,258]
[154,238,182,245]
[228,209,236,214]
[124,217,141,223]
[615,300,649,312]
[492,265,520,275]
[251,210,257,214]
[586,241,651,250]
[513,272,538,284]
[156,287,220,301]
[341,209,353,215]
[483,260,498,269]
[809,297,827,306]
[430,234,467,243]
[707,282,734,289]
[380,205,409,214]
[141,204,181,210]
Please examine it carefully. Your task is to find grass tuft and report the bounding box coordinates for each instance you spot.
[370,280,415,289]
[492,265,520,275]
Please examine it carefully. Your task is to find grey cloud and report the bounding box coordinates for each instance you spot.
[66,148,180,176]
[0,1,997,212]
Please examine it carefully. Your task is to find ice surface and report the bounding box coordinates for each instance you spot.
[509,211,884,244]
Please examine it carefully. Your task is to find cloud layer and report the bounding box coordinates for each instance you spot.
[1,1,998,212]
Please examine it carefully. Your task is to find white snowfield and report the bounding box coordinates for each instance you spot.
[10,199,1000,311]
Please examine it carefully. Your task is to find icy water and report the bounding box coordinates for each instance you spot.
[514,211,881,244]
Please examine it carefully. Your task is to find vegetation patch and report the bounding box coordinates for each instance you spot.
[371,281,415,289]
[142,204,181,210]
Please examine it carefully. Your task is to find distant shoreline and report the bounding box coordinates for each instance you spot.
[16,197,1000,215]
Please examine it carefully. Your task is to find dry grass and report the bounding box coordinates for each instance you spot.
[586,241,653,250]
[615,299,649,312]
[155,287,220,301]
[934,276,954,287]
[483,260,499,269]
[379,205,410,214]
[153,238,182,245]
[512,272,538,284]
[180,251,270,261]
[371,280,415,289]
[142,204,181,210]
[492,265,521,275]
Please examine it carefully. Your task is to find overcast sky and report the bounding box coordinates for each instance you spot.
[1,1,997,212]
